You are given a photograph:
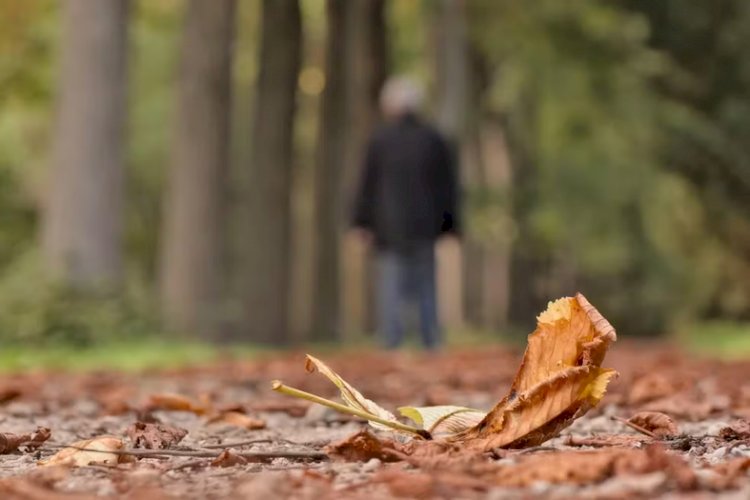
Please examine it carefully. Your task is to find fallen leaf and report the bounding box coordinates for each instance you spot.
[211,449,249,467]
[206,411,266,430]
[0,476,99,500]
[147,393,208,415]
[250,401,309,418]
[276,293,617,450]
[126,422,187,449]
[706,457,750,490]
[373,468,488,499]
[374,469,437,499]
[456,293,617,449]
[628,411,679,438]
[39,436,126,467]
[325,429,404,462]
[490,444,695,489]
[565,434,648,448]
[304,355,402,432]
[629,373,679,404]
[0,427,51,454]
[719,419,750,440]
[0,386,22,405]
[398,406,486,438]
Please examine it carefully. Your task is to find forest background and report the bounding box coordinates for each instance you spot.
[0,0,749,360]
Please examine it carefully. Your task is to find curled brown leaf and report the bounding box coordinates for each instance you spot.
[211,450,250,467]
[325,429,404,463]
[627,411,679,438]
[0,427,51,454]
[126,421,188,449]
[206,411,266,430]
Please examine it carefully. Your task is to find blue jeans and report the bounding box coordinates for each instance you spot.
[377,244,441,350]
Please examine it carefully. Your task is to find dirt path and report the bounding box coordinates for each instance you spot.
[0,343,749,498]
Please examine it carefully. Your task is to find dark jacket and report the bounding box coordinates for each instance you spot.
[352,114,459,250]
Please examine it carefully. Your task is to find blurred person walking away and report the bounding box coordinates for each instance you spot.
[351,77,459,350]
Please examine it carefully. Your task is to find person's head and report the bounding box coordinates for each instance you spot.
[380,76,425,120]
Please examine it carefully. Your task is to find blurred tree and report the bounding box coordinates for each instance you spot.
[433,0,470,331]
[158,0,235,336]
[42,0,129,291]
[240,0,302,344]
[624,0,750,319]
[340,0,386,337]
[468,0,691,334]
[311,0,350,341]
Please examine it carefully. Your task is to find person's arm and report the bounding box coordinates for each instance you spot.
[352,137,380,230]
[435,135,460,235]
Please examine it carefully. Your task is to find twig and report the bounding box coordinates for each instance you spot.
[168,459,213,472]
[41,445,327,461]
[201,438,274,449]
[611,416,657,439]
[513,445,558,455]
[272,381,430,439]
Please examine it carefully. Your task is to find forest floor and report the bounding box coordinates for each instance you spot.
[0,342,749,499]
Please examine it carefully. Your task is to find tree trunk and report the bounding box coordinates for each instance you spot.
[158,0,235,335]
[42,0,129,291]
[311,0,350,341]
[341,0,387,337]
[434,0,470,330]
[240,0,301,344]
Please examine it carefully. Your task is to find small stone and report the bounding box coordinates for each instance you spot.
[362,458,381,472]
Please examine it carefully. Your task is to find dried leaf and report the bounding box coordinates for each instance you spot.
[211,449,249,467]
[0,386,22,405]
[628,373,678,404]
[0,476,99,500]
[304,355,401,432]
[719,419,750,440]
[0,427,51,454]
[628,411,679,438]
[147,393,208,415]
[325,429,404,462]
[490,444,694,489]
[457,293,617,449]
[206,411,266,430]
[566,434,648,448]
[398,406,486,438]
[707,457,750,490]
[39,436,125,467]
[277,293,616,449]
[126,422,187,449]
[249,401,309,418]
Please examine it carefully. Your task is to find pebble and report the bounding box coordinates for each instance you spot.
[362,458,381,472]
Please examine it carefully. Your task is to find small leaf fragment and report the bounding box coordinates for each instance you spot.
[211,450,250,467]
[39,436,126,467]
[207,411,266,430]
[304,355,402,433]
[398,406,486,437]
[126,422,188,449]
[627,411,679,438]
[325,429,404,462]
[0,427,50,454]
[147,393,208,415]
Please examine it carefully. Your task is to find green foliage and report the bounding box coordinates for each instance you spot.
[0,0,747,346]
[467,0,744,333]
[0,252,160,346]
[126,0,182,277]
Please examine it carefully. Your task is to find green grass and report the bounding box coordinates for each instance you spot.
[0,321,747,372]
[682,321,750,359]
[0,339,268,372]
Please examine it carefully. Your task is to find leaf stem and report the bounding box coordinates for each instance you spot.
[611,416,657,439]
[271,381,428,438]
